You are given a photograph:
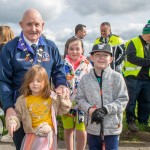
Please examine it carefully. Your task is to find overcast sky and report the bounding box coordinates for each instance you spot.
[0,0,150,56]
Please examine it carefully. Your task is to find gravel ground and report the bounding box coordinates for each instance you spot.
[0,141,150,150]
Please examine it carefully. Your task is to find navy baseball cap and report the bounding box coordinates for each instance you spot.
[90,43,112,55]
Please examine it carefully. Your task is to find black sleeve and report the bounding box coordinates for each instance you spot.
[115,44,125,66]
[126,41,150,67]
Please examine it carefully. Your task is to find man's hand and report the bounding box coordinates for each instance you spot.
[6,108,17,118]
[91,107,107,124]
[6,108,17,137]
[55,85,69,99]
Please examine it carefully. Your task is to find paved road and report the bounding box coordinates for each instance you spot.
[0,141,150,150]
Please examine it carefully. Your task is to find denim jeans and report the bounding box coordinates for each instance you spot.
[125,78,150,124]
[87,133,119,150]
[13,124,25,150]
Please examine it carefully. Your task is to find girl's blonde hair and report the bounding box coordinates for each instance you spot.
[0,25,14,45]
[20,65,51,98]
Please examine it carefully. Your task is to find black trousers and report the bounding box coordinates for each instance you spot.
[13,124,25,150]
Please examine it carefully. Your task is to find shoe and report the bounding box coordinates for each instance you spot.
[141,124,150,132]
[144,125,150,132]
[0,133,13,143]
[127,122,139,132]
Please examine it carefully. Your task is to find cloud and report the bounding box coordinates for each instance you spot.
[67,0,150,16]
[0,0,67,23]
[115,23,144,40]
[0,0,149,56]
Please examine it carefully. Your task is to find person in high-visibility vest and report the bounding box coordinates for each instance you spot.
[93,22,125,73]
[123,20,150,132]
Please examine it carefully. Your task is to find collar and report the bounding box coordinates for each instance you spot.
[17,32,45,65]
[17,32,46,51]
[65,55,86,70]
[100,33,112,43]
[139,35,148,45]
[23,34,38,47]
[90,65,112,78]
[74,35,80,39]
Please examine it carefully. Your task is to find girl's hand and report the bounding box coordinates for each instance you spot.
[9,122,17,137]
[55,86,63,95]
[65,87,70,100]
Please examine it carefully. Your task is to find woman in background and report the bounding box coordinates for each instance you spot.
[0,25,14,52]
[0,25,14,142]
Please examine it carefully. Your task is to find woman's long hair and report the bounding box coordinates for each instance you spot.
[0,25,14,45]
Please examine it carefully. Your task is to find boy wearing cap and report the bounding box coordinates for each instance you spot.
[75,43,128,150]
[123,20,150,132]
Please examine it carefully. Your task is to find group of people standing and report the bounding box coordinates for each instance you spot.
[0,7,149,150]
[93,21,150,134]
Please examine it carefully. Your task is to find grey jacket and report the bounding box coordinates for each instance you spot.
[75,67,128,136]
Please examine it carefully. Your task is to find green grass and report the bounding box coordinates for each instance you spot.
[122,104,150,131]
[0,115,8,136]
[57,115,64,140]
[57,111,150,141]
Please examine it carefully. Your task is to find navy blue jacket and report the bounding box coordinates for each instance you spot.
[0,36,66,111]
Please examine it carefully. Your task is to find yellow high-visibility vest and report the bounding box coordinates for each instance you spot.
[123,37,150,77]
[94,35,123,46]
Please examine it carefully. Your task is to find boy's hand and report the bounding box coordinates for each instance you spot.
[91,107,107,124]
[88,107,96,116]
